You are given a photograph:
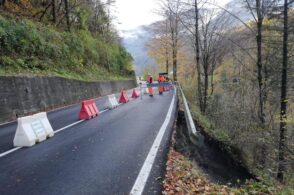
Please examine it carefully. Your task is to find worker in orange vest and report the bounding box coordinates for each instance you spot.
[147,73,153,97]
[158,74,165,95]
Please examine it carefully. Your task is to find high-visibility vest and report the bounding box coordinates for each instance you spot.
[158,75,165,82]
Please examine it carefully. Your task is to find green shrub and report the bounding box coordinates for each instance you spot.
[0,14,134,81]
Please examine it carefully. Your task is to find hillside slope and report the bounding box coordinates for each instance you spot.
[0,12,134,81]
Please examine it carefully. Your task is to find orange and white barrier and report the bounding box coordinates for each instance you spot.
[131,89,140,98]
[119,90,129,104]
[79,99,99,120]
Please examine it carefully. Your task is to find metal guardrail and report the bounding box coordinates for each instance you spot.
[178,84,198,136]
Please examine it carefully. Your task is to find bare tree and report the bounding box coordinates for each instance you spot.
[200,9,229,112]
[160,0,182,81]
[0,0,6,6]
[64,0,70,31]
[52,0,56,23]
[179,0,229,113]
[244,0,279,125]
[277,0,289,183]
[194,0,203,112]
[165,19,170,73]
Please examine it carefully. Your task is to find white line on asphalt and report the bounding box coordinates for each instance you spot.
[130,88,176,195]
[54,120,85,134]
[0,120,15,127]
[99,108,110,114]
[0,147,22,158]
[54,108,110,134]
[0,94,135,159]
[0,119,86,158]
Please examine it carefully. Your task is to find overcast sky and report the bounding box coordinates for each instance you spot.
[114,0,232,31]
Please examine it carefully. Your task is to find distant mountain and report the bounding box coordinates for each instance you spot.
[121,0,253,75]
[222,0,253,26]
[121,26,158,75]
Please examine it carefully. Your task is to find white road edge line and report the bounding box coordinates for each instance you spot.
[130,87,176,195]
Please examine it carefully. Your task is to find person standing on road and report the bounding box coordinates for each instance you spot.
[147,73,153,97]
[158,74,165,95]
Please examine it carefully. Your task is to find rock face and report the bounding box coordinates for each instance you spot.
[0,76,136,123]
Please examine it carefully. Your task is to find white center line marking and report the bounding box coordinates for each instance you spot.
[54,120,85,134]
[130,88,176,195]
[0,93,135,158]
[99,108,110,114]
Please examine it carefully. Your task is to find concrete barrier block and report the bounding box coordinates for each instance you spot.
[13,112,54,147]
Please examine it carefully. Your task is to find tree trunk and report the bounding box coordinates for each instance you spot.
[202,51,209,113]
[203,66,208,113]
[64,0,70,31]
[165,47,169,73]
[165,20,169,74]
[0,0,6,6]
[256,0,265,125]
[210,67,214,96]
[277,0,288,183]
[194,0,203,111]
[172,41,177,81]
[170,15,178,82]
[52,0,56,24]
[107,0,111,31]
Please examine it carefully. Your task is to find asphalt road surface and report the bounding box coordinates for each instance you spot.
[0,87,177,195]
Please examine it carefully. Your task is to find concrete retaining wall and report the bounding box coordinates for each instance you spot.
[0,76,136,123]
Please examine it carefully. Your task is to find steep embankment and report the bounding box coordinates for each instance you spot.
[0,13,134,81]
[165,85,294,194]
[163,111,292,194]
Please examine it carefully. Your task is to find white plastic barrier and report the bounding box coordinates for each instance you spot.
[144,88,149,94]
[105,94,119,109]
[13,112,54,147]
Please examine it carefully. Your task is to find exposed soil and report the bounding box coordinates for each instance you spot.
[174,111,254,186]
